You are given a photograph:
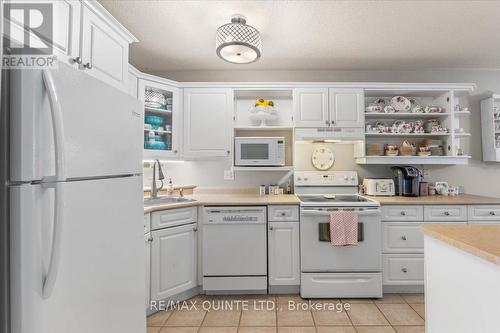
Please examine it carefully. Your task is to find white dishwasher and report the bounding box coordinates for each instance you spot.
[202,206,267,294]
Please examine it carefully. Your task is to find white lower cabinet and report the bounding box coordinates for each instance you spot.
[383,254,424,285]
[268,221,300,287]
[145,232,152,311]
[150,222,197,301]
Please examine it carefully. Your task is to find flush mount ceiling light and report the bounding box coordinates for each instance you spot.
[216,14,262,64]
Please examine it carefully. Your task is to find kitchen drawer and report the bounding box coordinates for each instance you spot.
[301,272,382,298]
[268,205,299,222]
[381,205,423,221]
[383,254,424,285]
[152,207,198,230]
[382,223,424,253]
[468,205,500,222]
[424,205,467,222]
[144,213,151,234]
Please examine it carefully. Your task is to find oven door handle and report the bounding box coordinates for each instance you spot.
[301,209,381,217]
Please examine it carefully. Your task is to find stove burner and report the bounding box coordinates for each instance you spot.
[298,195,371,203]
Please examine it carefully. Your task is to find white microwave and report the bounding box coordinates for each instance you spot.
[234,137,285,166]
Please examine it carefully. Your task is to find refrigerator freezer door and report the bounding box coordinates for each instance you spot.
[10,63,143,182]
[10,176,145,333]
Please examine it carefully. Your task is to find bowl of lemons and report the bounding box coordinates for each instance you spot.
[249,99,278,126]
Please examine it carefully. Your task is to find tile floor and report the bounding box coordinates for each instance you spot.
[147,294,425,333]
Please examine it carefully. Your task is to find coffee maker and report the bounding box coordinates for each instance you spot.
[391,166,422,197]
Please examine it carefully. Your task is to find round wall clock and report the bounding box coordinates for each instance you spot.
[311,146,335,170]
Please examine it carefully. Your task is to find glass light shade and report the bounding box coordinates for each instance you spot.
[216,15,262,64]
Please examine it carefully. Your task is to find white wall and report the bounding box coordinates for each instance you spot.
[144,69,500,198]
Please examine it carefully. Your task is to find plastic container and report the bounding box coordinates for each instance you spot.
[145,115,164,126]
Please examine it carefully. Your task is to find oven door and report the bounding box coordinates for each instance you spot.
[235,139,275,166]
[300,207,382,272]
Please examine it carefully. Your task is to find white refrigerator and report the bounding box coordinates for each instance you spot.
[5,63,146,333]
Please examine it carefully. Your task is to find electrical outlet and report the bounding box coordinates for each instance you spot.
[224,169,234,180]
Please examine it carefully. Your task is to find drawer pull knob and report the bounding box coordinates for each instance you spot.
[489,211,496,216]
[401,236,407,240]
[281,212,286,216]
[193,227,198,232]
[444,211,450,216]
[269,226,274,231]
[401,268,408,273]
[400,211,406,216]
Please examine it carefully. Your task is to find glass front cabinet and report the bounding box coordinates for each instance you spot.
[139,79,181,160]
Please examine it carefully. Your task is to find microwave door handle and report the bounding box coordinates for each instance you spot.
[301,209,381,217]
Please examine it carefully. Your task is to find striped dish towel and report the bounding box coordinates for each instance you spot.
[330,211,358,246]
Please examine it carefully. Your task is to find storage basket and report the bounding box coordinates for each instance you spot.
[145,88,166,108]
[399,146,416,156]
[366,143,384,156]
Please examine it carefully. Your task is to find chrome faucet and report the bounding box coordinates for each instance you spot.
[151,159,165,199]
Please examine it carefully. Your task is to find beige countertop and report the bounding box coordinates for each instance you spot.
[365,194,500,205]
[144,192,500,213]
[421,224,500,265]
[144,193,300,214]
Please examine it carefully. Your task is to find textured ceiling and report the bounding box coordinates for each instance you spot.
[99,0,500,74]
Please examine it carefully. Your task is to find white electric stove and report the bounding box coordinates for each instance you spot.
[294,171,383,299]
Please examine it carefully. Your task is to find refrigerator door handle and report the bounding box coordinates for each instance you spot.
[42,69,66,182]
[41,182,65,299]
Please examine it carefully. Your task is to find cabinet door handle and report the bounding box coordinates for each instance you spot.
[71,57,82,64]
[148,236,153,242]
[401,235,407,241]
[173,150,178,154]
[444,211,450,216]
[331,120,335,125]
[489,211,496,216]
[401,268,408,273]
[193,227,198,232]
[400,211,406,216]
[269,226,274,231]
[227,150,230,155]
[83,62,92,69]
[324,120,330,125]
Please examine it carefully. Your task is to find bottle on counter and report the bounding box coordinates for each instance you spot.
[167,177,174,196]
[286,180,292,194]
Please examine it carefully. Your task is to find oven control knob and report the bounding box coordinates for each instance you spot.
[297,177,302,182]
[343,176,348,181]
[304,177,308,181]
[350,176,355,181]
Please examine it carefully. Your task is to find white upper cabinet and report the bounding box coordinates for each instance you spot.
[127,66,140,98]
[139,79,182,160]
[51,0,81,66]
[329,88,365,127]
[80,4,131,90]
[293,88,364,128]
[183,88,233,158]
[293,88,329,127]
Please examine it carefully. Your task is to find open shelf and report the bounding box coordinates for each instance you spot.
[145,107,172,115]
[234,126,294,131]
[144,129,172,135]
[454,111,471,116]
[365,133,450,137]
[233,166,294,172]
[454,132,471,137]
[356,156,471,165]
[365,112,449,118]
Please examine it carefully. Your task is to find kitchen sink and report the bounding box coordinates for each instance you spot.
[143,196,196,206]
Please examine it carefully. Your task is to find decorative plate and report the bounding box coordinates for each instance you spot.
[311,146,335,170]
[390,96,411,112]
